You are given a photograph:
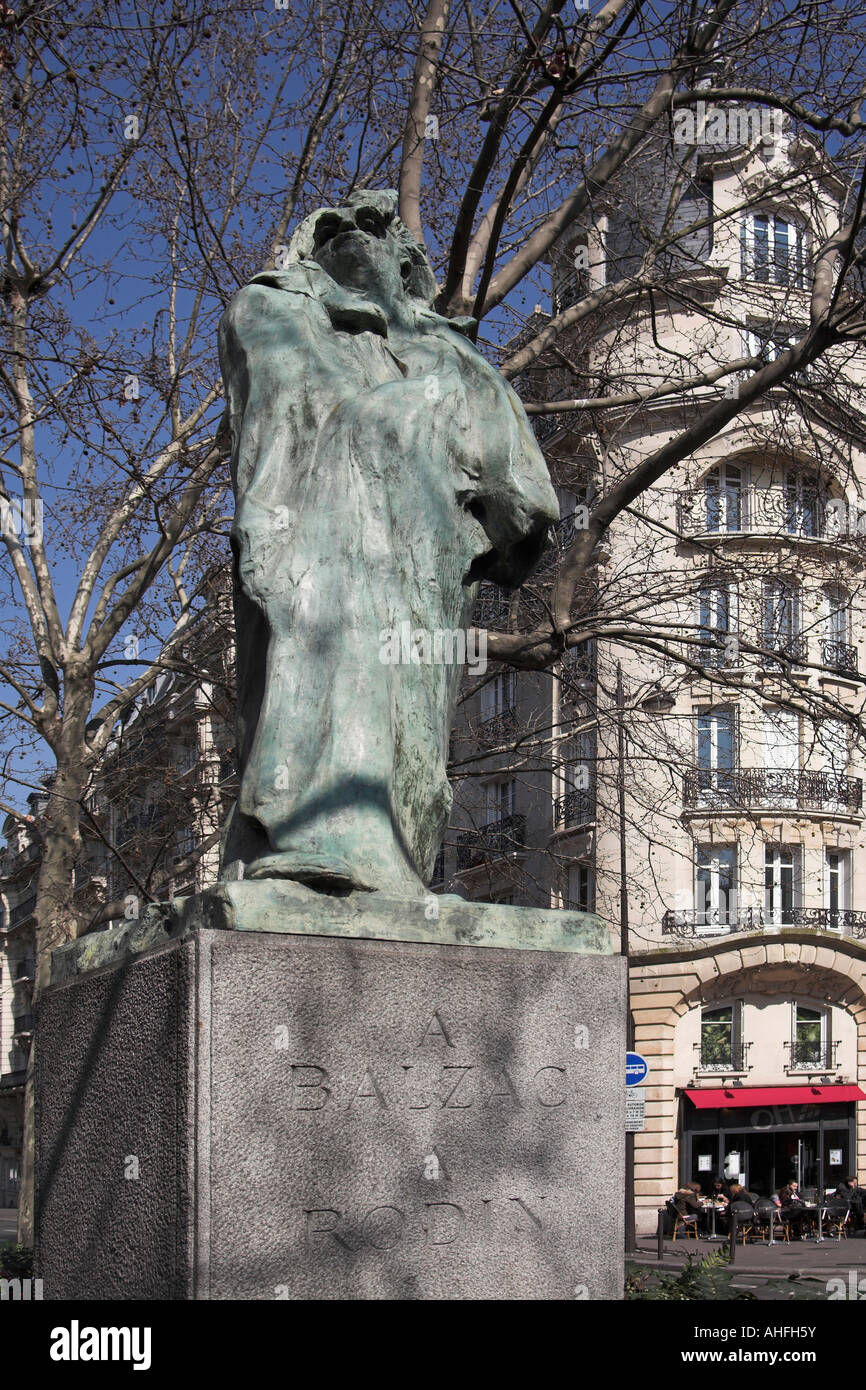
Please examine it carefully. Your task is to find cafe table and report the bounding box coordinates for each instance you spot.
[700,1199,728,1241]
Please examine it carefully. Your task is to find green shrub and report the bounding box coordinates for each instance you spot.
[625,1251,756,1300]
[0,1243,34,1278]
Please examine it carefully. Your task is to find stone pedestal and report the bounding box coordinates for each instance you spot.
[35,888,625,1300]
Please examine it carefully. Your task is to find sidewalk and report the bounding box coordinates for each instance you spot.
[629,1230,866,1299]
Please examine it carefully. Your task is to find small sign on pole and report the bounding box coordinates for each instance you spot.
[626,1089,646,1132]
[626,1052,649,1087]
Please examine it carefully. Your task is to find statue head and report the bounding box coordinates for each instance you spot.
[286,191,437,315]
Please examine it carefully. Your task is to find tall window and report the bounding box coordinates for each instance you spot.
[784,469,822,537]
[567,863,595,912]
[700,1002,743,1070]
[821,586,853,673]
[704,463,743,533]
[486,778,515,823]
[480,672,515,723]
[792,1004,829,1069]
[765,845,800,925]
[696,845,737,928]
[741,211,806,287]
[696,707,737,796]
[762,580,801,658]
[825,849,851,929]
[698,583,736,666]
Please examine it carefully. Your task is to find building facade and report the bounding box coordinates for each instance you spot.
[441,110,866,1231]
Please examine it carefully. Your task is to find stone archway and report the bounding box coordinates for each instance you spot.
[630,933,866,1232]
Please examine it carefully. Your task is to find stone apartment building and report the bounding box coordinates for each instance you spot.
[441,106,866,1232]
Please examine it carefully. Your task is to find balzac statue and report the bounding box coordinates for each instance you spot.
[218,190,558,898]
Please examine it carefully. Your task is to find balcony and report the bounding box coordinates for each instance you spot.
[683,768,863,815]
[554,786,596,829]
[455,814,527,871]
[677,487,866,545]
[759,634,809,667]
[476,707,520,751]
[696,1041,751,1073]
[662,906,866,938]
[2,894,36,931]
[785,1039,840,1073]
[821,638,858,677]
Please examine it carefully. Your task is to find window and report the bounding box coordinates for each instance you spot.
[480,672,515,723]
[765,845,801,925]
[696,845,737,928]
[820,586,854,673]
[762,580,801,659]
[700,1002,743,1070]
[791,1004,830,1070]
[747,326,798,363]
[566,863,595,912]
[825,849,851,929]
[698,582,736,666]
[784,469,822,537]
[704,463,743,532]
[696,707,737,796]
[741,212,806,287]
[486,778,515,823]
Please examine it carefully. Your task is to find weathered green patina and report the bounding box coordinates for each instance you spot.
[218,190,558,897]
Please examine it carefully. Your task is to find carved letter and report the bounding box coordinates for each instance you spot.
[508,1196,545,1231]
[534,1065,567,1107]
[441,1065,475,1108]
[424,1202,465,1245]
[348,1067,388,1109]
[402,1064,432,1109]
[484,1066,520,1106]
[290,1064,331,1110]
[361,1205,405,1250]
[418,1009,455,1048]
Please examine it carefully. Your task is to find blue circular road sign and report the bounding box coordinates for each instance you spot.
[626,1052,649,1086]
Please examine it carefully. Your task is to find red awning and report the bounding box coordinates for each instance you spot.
[685,1085,866,1110]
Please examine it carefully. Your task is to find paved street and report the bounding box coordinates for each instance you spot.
[630,1231,866,1299]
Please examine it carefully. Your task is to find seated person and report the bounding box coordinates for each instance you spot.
[834,1176,864,1228]
[726,1182,757,1227]
[673,1180,703,1217]
[778,1181,807,1239]
[710,1178,730,1204]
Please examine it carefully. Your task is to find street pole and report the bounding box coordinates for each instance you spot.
[618,661,637,1255]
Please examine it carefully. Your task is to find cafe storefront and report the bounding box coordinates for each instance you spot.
[680,1086,866,1198]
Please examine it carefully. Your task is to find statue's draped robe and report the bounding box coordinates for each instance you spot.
[219,263,558,895]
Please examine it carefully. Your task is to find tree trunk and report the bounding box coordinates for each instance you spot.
[17,759,84,1249]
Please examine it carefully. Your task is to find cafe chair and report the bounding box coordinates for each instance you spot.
[667,1198,700,1241]
[751,1199,790,1244]
[822,1202,851,1241]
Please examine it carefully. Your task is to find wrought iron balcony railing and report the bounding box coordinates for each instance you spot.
[662,906,866,938]
[662,906,764,937]
[455,814,527,871]
[696,1041,751,1072]
[821,638,858,676]
[554,786,597,829]
[678,486,866,543]
[759,634,809,666]
[785,1039,840,1072]
[4,895,36,930]
[684,767,863,814]
[476,707,520,750]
